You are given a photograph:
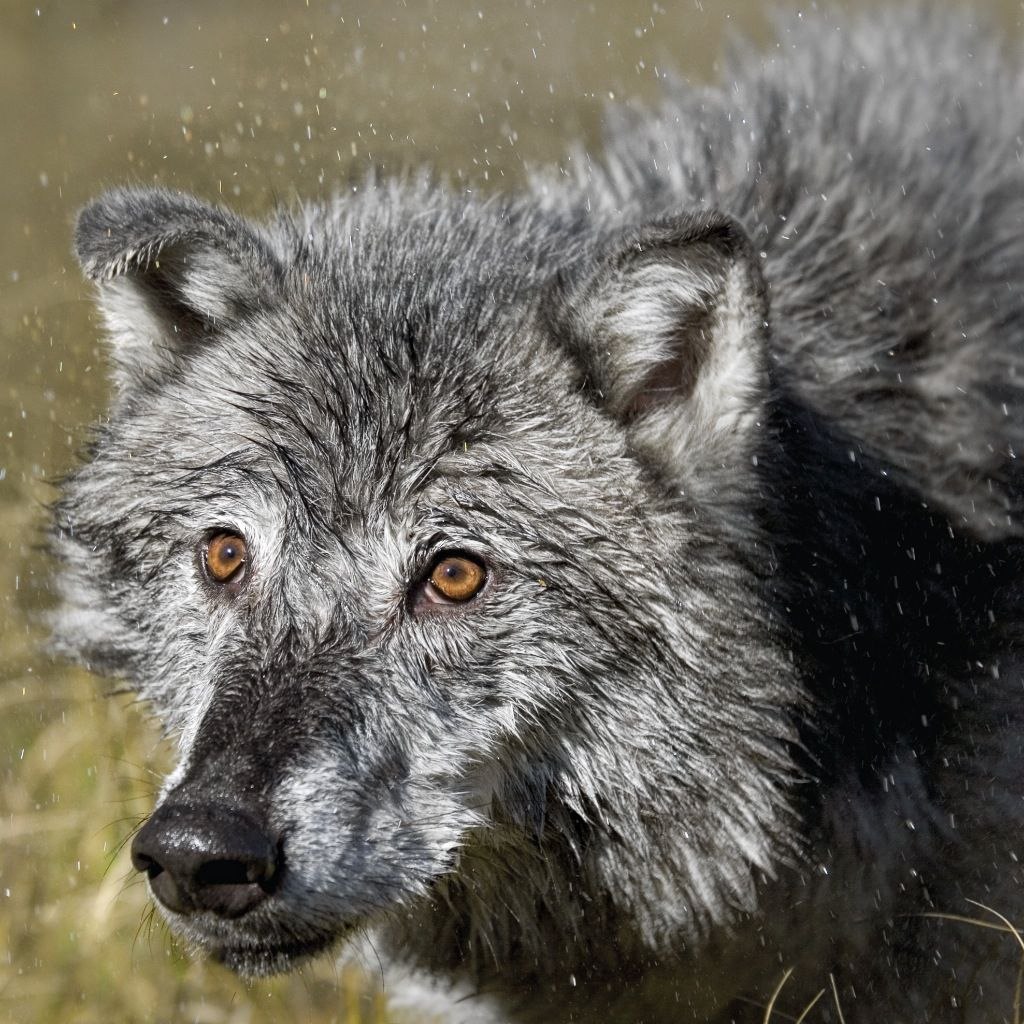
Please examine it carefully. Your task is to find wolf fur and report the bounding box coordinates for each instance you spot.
[56,7,1024,1023]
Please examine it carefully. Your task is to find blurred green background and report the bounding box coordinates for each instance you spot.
[1,2,1021,1022]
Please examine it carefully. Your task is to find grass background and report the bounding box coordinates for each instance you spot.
[1,1,1021,1022]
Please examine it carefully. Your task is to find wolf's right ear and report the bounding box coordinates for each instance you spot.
[75,187,282,390]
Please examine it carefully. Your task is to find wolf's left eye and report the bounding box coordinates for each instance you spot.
[205,533,248,584]
[422,554,487,605]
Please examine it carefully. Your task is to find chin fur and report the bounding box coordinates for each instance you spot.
[210,934,339,977]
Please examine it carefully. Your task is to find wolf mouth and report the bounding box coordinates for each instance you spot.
[210,931,341,977]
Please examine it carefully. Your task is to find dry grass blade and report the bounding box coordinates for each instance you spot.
[917,911,1023,937]
[762,967,795,1023]
[756,971,827,1024]
[828,974,847,1024]
[794,988,826,1024]
[963,900,1024,955]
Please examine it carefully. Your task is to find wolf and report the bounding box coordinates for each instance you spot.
[55,7,1024,1023]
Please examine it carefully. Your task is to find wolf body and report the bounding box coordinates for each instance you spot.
[57,9,1024,1023]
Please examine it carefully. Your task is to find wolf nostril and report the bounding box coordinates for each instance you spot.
[196,858,273,887]
[131,802,279,919]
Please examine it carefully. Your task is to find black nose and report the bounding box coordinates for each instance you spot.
[131,802,279,918]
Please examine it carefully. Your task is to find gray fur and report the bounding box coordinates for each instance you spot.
[56,8,1024,1023]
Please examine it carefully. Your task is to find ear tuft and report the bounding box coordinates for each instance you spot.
[75,187,276,287]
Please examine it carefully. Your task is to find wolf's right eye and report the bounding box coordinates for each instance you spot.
[205,533,248,584]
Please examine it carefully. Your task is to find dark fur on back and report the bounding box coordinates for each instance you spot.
[57,8,1024,1023]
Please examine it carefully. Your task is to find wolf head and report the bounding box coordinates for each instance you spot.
[57,185,798,975]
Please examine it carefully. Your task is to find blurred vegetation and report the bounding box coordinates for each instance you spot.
[2,1,1022,1022]
[1,669,392,1023]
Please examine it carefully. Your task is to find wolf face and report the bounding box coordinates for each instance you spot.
[57,185,797,978]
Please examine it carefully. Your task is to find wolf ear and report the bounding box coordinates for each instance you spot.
[75,187,281,390]
[557,212,769,495]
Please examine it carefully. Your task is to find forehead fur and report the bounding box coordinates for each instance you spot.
[274,184,565,357]
[109,186,586,517]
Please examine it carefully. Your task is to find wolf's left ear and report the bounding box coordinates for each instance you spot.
[75,187,282,391]
[555,212,769,495]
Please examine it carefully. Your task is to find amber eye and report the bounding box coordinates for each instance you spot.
[205,533,248,584]
[426,555,487,603]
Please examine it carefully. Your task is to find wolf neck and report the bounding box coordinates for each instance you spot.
[377,828,756,1023]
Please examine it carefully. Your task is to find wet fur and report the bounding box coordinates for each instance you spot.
[57,8,1024,1023]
